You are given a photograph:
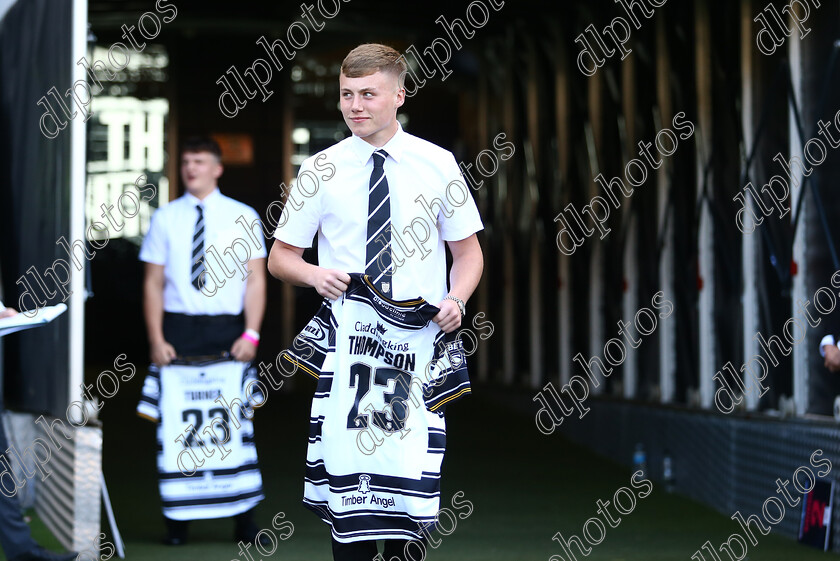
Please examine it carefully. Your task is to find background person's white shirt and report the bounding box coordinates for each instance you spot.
[820,334,837,356]
[276,125,483,304]
[140,188,266,315]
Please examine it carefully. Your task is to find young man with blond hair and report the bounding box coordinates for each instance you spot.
[269,44,483,561]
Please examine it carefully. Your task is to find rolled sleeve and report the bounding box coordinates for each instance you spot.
[139,210,168,265]
[438,155,484,242]
[243,206,268,259]
[274,161,321,249]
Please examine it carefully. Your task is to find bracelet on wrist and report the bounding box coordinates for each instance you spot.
[242,330,260,346]
[244,328,260,341]
[444,295,466,317]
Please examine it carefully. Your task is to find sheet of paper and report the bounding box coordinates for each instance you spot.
[0,303,68,337]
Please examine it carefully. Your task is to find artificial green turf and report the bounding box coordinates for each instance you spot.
[7,370,837,561]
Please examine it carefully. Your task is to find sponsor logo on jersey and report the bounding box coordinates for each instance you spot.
[369,495,396,508]
[339,475,396,508]
[353,322,409,351]
[445,340,464,368]
[303,321,326,342]
[371,296,407,320]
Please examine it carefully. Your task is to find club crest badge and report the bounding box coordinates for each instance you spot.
[446,340,465,368]
[358,474,371,494]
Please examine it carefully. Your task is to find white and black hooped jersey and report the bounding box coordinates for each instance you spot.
[283,273,470,543]
[137,357,264,520]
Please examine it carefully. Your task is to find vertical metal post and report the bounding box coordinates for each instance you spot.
[695,0,717,408]
[554,31,572,389]
[621,54,639,399]
[587,73,604,395]
[502,35,516,385]
[623,215,638,398]
[526,38,543,389]
[69,0,88,409]
[475,67,490,383]
[281,78,295,355]
[789,33,809,415]
[741,0,762,411]
[656,14,677,403]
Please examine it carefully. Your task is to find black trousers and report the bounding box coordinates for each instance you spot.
[0,411,38,558]
[164,508,258,539]
[163,312,243,357]
[331,537,427,561]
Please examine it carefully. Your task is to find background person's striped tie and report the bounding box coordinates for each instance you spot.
[191,204,206,290]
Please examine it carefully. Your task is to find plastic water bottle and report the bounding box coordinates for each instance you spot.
[632,443,647,478]
[663,449,675,493]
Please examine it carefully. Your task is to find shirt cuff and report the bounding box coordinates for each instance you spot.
[819,334,836,357]
[273,229,314,249]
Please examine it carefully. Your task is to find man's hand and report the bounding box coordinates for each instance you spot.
[150,340,177,366]
[434,298,462,333]
[231,336,258,362]
[0,307,18,319]
[825,345,840,372]
[268,240,350,299]
[311,268,351,300]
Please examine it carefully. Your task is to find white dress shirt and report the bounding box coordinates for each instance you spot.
[275,125,483,304]
[140,188,266,315]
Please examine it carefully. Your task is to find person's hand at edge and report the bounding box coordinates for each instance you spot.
[311,268,351,300]
[0,306,18,319]
[231,336,258,362]
[434,298,462,333]
[825,344,840,372]
[151,340,177,366]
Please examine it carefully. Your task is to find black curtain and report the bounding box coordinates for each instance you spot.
[0,0,73,416]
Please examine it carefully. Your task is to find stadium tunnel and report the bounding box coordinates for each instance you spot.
[3,0,840,553]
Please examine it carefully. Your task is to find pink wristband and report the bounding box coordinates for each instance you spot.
[241,333,259,346]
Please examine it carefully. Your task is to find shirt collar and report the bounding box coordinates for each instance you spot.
[184,187,220,207]
[347,123,406,166]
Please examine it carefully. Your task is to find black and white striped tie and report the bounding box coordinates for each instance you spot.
[365,149,393,297]
[191,205,206,290]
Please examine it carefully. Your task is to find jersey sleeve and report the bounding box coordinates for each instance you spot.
[136,366,161,422]
[437,153,484,242]
[139,208,168,265]
[422,331,471,412]
[273,158,323,249]
[279,299,338,380]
